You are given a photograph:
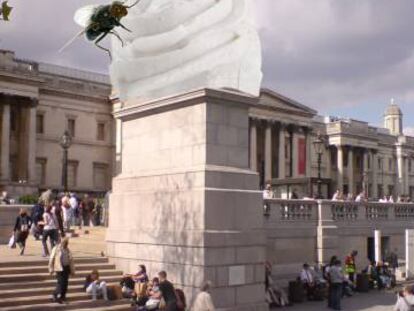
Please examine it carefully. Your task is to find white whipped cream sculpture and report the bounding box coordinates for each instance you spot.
[110,0,263,102]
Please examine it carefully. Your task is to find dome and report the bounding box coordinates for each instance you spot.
[385,100,402,116]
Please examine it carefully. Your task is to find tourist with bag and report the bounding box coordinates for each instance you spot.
[49,237,75,304]
[13,208,32,255]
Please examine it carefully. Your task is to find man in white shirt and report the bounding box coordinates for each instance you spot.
[300,264,315,300]
[332,190,341,201]
[355,192,366,202]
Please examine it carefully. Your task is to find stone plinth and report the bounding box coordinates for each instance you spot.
[106,89,268,311]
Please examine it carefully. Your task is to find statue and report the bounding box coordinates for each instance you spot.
[110,0,262,102]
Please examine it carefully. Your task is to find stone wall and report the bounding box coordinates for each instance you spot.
[264,199,414,285]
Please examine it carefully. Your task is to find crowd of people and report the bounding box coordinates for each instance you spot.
[265,249,401,310]
[10,190,106,256]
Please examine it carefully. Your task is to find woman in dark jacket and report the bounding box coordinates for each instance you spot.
[14,208,32,255]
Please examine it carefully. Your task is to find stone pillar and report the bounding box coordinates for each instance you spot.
[337,145,344,193]
[397,147,404,196]
[374,230,382,263]
[249,119,257,172]
[406,229,414,279]
[317,200,339,265]
[107,89,268,311]
[264,121,272,182]
[27,105,37,183]
[372,151,378,199]
[292,129,299,177]
[405,157,410,195]
[363,150,369,194]
[0,104,10,181]
[278,124,286,179]
[348,147,354,196]
[305,129,312,177]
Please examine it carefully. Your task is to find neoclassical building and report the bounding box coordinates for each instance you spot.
[1,49,413,201]
[249,90,414,200]
[0,50,113,197]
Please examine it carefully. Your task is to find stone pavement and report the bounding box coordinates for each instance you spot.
[282,291,396,311]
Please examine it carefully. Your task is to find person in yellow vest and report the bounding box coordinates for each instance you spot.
[345,250,358,283]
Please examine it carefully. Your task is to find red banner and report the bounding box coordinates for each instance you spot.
[298,138,306,175]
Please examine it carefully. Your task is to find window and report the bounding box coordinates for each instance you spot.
[35,158,47,185]
[10,107,18,132]
[389,158,393,172]
[67,118,76,137]
[378,158,382,170]
[97,122,105,141]
[36,114,44,134]
[67,161,78,188]
[410,160,412,173]
[93,163,109,189]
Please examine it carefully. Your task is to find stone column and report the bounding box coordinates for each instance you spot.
[363,150,369,195]
[27,105,37,183]
[264,121,272,182]
[278,124,286,179]
[405,157,410,195]
[0,104,10,181]
[397,147,404,196]
[107,89,268,311]
[406,229,414,279]
[348,147,354,196]
[337,145,344,193]
[374,230,382,263]
[249,119,257,172]
[305,128,312,177]
[292,129,299,177]
[372,151,378,199]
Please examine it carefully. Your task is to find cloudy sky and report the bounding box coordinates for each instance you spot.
[1,0,414,132]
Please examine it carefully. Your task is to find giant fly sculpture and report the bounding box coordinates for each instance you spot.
[60,0,141,59]
[0,1,12,21]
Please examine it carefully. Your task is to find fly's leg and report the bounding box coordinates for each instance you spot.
[118,22,132,33]
[94,32,112,60]
[110,30,124,47]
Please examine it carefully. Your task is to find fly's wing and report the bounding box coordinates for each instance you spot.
[59,29,87,53]
[74,4,99,28]
[59,4,100,53]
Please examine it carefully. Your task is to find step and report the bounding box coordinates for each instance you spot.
[0,269,123,284]
[1,298,131,311]
[0,263,116,275]
[0,257,108,268]
[0,275,122,291]
[0,281,124,299]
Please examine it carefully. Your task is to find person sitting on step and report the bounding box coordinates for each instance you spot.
[84,269,108,301]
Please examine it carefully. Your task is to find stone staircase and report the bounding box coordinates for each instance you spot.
[0,228,133,311]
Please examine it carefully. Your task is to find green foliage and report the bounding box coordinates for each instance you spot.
[19,194,38,205]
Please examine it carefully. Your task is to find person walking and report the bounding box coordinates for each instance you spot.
[345,250,358,284]
[158,271,178,311]
[49,237,75,304]
[329,260,345,311]
[41,205,59,257]
[192,281,215,311]
[13,208,32,255]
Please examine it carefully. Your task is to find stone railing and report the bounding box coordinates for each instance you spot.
[264,199,414,222]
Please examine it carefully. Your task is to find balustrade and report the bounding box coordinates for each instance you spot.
[264,199,414,222]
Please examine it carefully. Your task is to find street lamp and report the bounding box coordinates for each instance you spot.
[60,130,72,192]
[313,132,325,199]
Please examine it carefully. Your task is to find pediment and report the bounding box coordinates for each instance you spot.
[258,88,317,117]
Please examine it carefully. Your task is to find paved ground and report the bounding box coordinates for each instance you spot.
[282,290,397,311]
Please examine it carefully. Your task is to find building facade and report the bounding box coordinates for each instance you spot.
[0,50,113,197]
[249,89,414,200]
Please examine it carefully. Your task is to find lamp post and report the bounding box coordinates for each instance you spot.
[60,130,72,192]
[313,132,325,199]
